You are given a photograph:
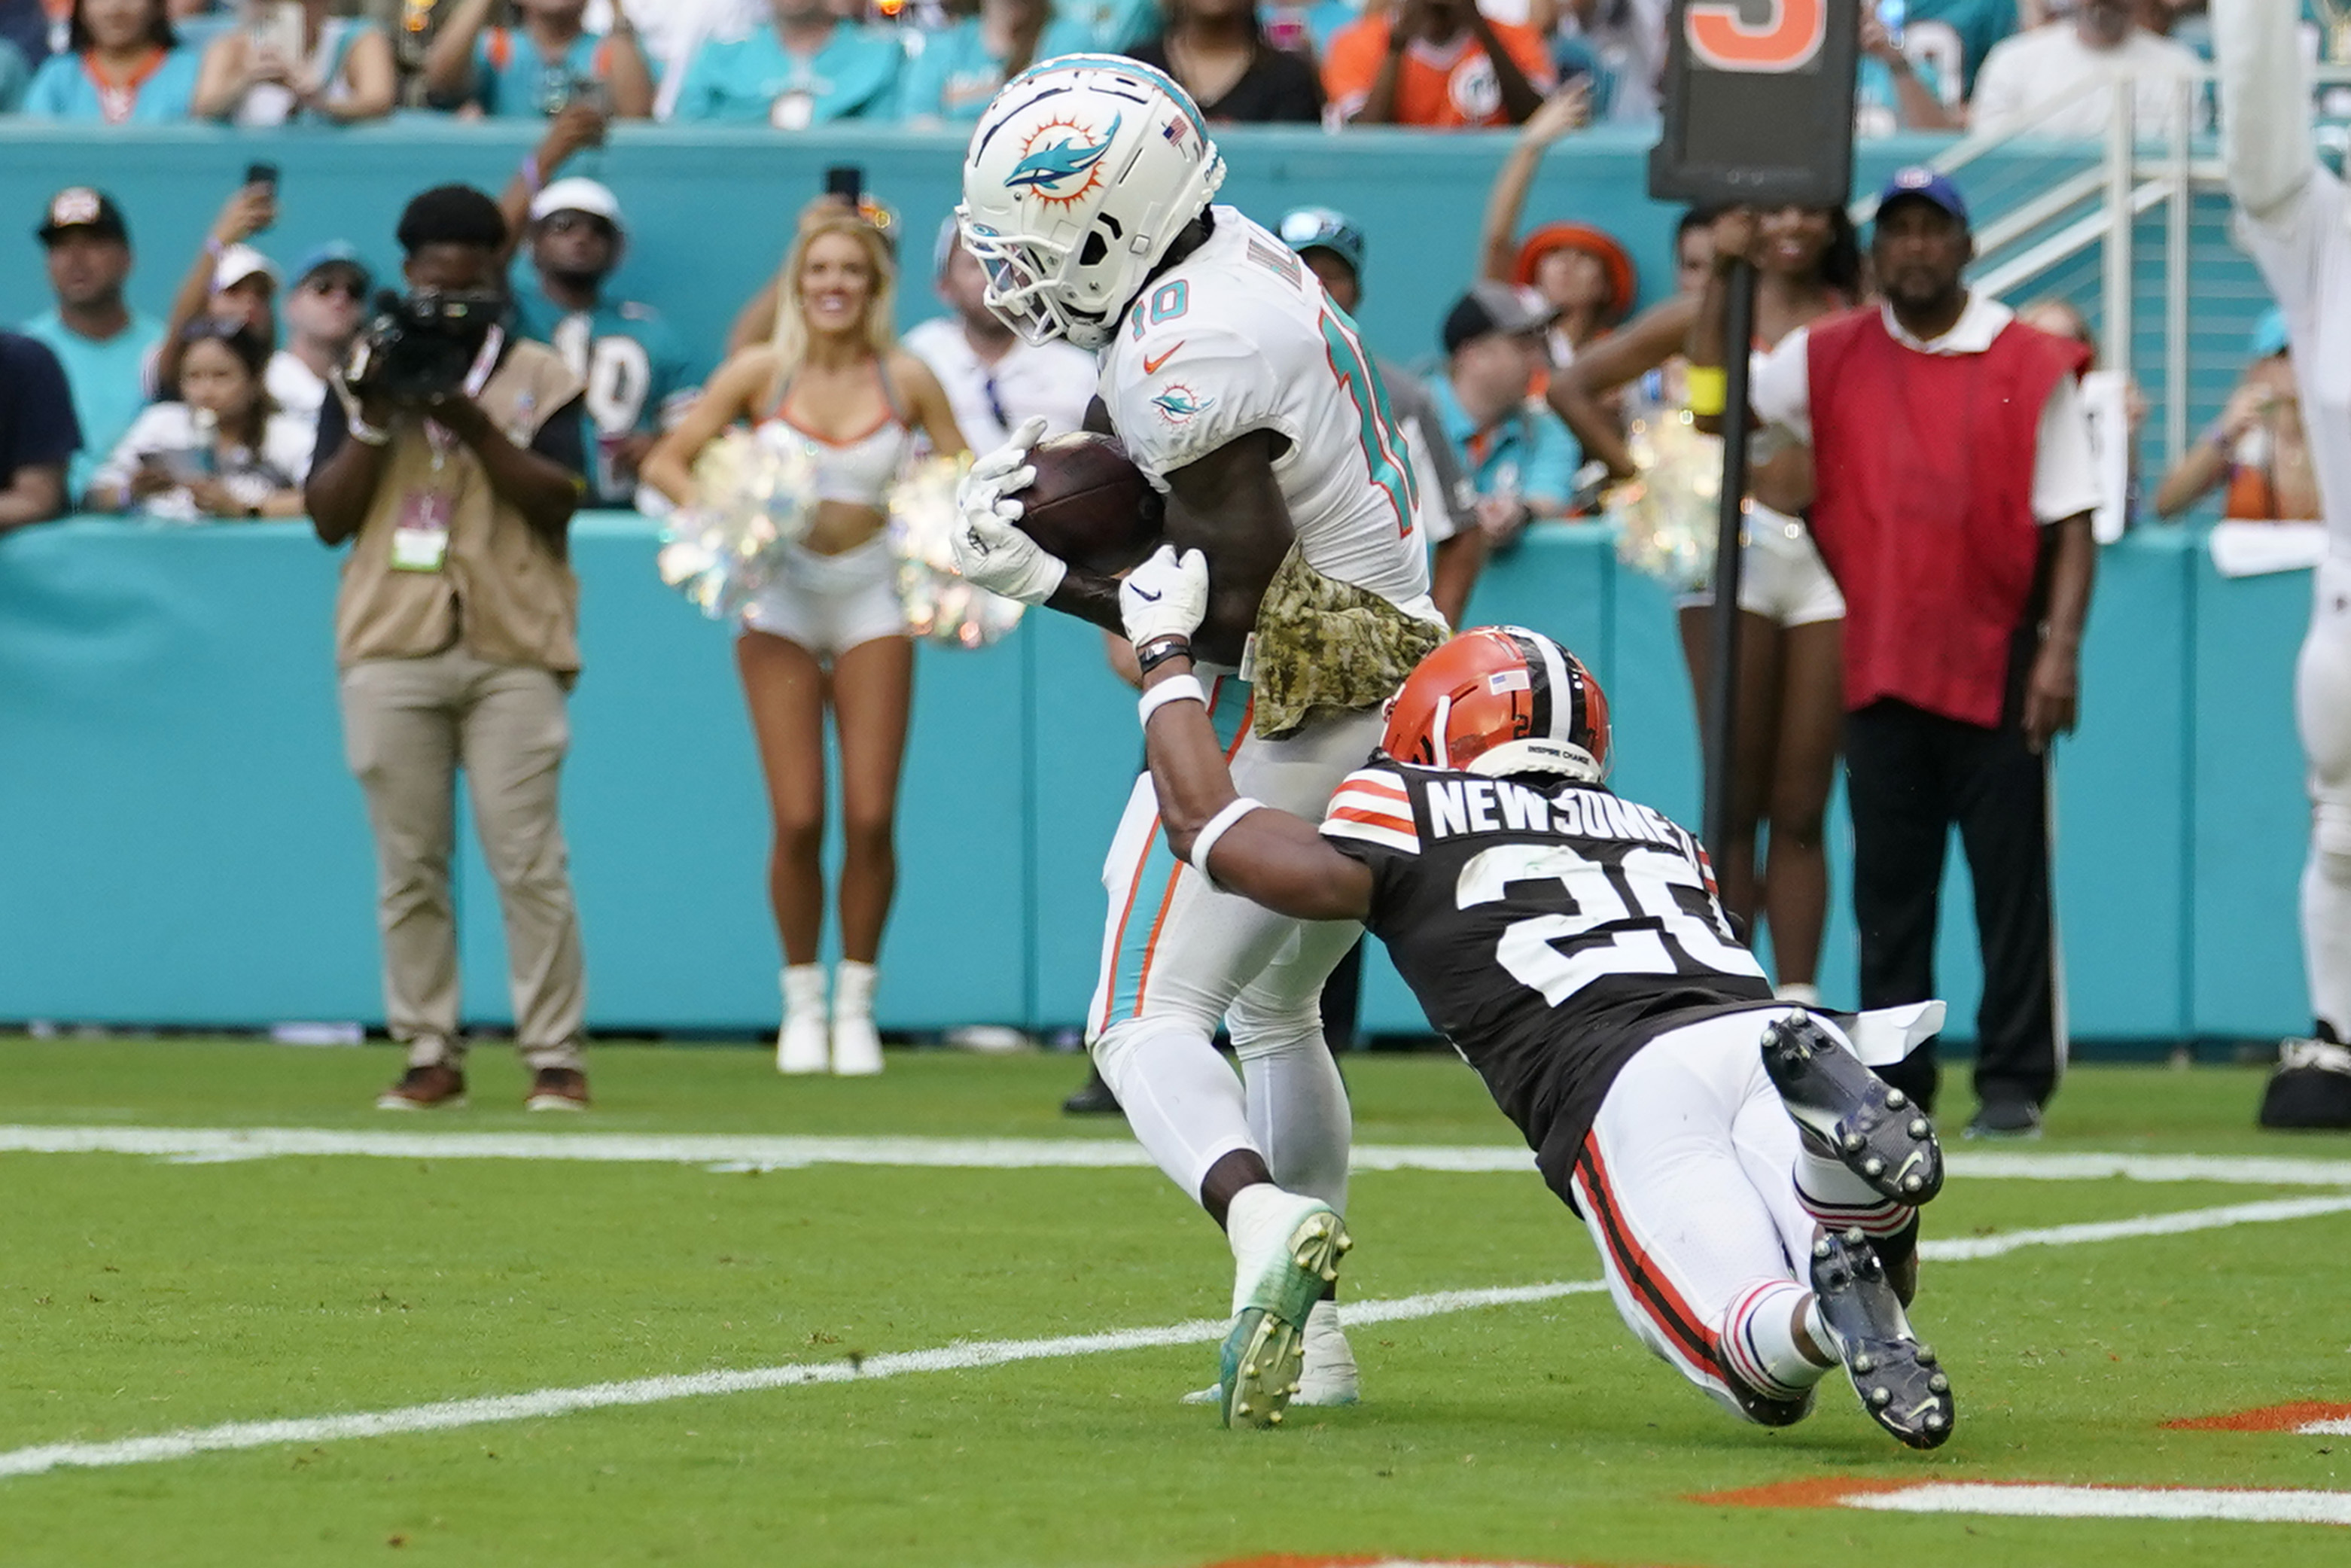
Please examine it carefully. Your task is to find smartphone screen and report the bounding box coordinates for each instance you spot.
[250,1,304,59]
[824,165,863,207]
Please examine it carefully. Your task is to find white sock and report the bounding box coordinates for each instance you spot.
[1236,1024,1353,1216]
[781,964,826,1023]
[1721,1280,1832,1400]
[1092,1017,1257,1204]
[2304,822,2351,1040]
[1774,981,1823,1007]
[1792,1149,1913,1238]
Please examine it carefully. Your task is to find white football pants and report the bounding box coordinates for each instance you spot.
[1088,680,1378,1216]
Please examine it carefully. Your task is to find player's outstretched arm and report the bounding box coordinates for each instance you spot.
[1123,548,1375,924]
[2212,0,2317,224]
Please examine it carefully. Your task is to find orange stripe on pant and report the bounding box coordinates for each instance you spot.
[1131,688,1253,1017]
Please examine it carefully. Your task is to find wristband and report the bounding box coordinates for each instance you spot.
[1137,674,1207,726]
[522,154,543,197]
[1685,364,1728,419]
[1186,796,1264,884]
[1134,634,1192,676]
[346,416,392,448]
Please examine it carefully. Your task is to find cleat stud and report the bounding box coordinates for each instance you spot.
[1287,1383,1302,1396]
[1321,1268,1338,1282]
[1916,1345,1936,1365]
[1871,1387,1893,1408]
[1843,1227,1865,1244]
[1908,1119,1930,1137]
[1886,1090,1908,1109]
[1842,1132,1865,1152]
[1862,1157,1885,1177]
[1924,1413,1946,1431]
[1853,1355,1875,1374]
[1235,1402,1250,1416]
[1243,1362,1259,1378]
[1267,1410,1283,1425]
[1929,1375,1950,1393]
[1813,1239,1832,1259]
[1902,1174,1923,1194]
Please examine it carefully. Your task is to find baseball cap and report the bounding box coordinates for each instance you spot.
[1278,207,1366,279]
[294,240,373,293]
[212,243,280,294]
[2248,306,2289,361]
[531,177,625,232]
[1442,281,1558,356]
[1875,166,1970,227]
[37,187,129,245]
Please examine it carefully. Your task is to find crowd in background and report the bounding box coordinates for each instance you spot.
[0,0,2267,134]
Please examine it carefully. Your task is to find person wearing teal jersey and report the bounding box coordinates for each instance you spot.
[22,0,199,122]
[21,187,164,505]
[1902,0,2018,98]
[1430,283,1582,531]
[1058,0,1158,50]
[424,0,654,118]
[510,179,697,509]
[1858,7,1960,133]
[672,0,902,124]
[0,36,32,109]
[897,0,1092,124]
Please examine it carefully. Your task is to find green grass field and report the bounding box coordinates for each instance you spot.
[3,1039,2348,1566]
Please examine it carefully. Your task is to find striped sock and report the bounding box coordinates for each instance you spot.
[1794,1147,1914,1238]
[1720,1280,1832,1401]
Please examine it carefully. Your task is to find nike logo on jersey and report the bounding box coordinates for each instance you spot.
[1141,343,1183,375]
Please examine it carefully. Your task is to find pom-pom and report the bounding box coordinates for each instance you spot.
[1610,406,1734,592]
[656,426,819,620]
[888,452,1025,650]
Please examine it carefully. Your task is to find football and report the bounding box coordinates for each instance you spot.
[1011,432,1165,576]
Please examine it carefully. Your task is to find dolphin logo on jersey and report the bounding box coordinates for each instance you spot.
[1152,383,1214,423]
[1004,114,1123,199]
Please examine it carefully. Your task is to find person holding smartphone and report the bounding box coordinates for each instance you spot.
[424,0,653,119]
[191,0,394,124]
[90,318,309,522]
[21,0,199,123]
[670,0,900,126]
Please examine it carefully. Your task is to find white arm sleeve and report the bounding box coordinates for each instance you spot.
[2030,373,2103,525]
[2212,0,2317,225]
[1748,326,1813,445]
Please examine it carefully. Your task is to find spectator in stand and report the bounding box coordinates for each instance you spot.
[583,0,762,117]
[1127,0,1324,124]
[269,243,371,428]
[425,0,653,118]
[1476,85,1637,373]
[1971,0,2200,140]
[505,178,696,510]
[902,217,1093,453]
[152,178,277,403]
[1063,0,1159,52]
[1904,0,2022,101]
[0,331,80,529]
[23,187,163,504]
[1692,169,2102,1137]
[88,319,309,519]
[896,0,1089,125]
[304,184,595,1115]
[2154,309,2319,522]
[1856,8,1962,134]
[22,0,199,121]
[1,30,31,107]
[190,0,394,123]
[1324,0,1555,129]
[1430,282,1580,547]
[1552,0,1667,123]
[671,0,900,124]
[1280,205,1485,626]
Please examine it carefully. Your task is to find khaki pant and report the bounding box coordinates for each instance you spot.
[340,647,586,1071]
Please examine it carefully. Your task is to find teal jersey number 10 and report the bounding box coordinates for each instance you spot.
[1318,306,1418,537]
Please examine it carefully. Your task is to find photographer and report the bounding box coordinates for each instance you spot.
[304,184,595,1114]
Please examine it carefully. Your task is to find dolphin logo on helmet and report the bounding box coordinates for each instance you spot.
[1003,113,1122,196]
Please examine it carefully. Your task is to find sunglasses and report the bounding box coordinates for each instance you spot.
[303,273,367,300]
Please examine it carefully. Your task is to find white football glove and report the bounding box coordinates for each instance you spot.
[952,415,1065,605]
[1119,544,1210,647]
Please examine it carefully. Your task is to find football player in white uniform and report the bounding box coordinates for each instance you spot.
[2215,1,2351,1127]
[1110,544,1957,1449]
[949,56,1449,1429]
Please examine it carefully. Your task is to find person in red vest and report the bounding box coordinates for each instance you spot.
[1688,167,2101,1140]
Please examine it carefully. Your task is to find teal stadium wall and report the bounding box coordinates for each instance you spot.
[0,125,2316,1041]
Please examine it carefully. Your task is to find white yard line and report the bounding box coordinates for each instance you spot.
[1846,1481,2351,1527]
[2304,1417,2351,1436]
[5,1125,2351,1188]
[5,1193,2349,1483]
[0,1281,1601,1480]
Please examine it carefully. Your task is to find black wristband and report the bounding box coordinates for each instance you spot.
[1134,635,1192,677]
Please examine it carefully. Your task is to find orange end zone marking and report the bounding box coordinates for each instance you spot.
[2167,1401,2351,1433]
[1692,1477,1914,1510]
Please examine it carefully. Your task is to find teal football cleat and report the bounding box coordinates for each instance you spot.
[1217,1192,1351,1429]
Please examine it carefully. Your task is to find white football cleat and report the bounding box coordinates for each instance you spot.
[776,965,829,1076]
[1184,1298,1359,1408]
[1217,1187,1351,1429]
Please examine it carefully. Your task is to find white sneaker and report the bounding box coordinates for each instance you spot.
[1184,1299,1359,1408]
[775,965,829,1075]
[830,961,884,1076]
[1215,1187,1351,1429]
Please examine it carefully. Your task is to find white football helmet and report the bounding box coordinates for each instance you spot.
[957,55,1225,352]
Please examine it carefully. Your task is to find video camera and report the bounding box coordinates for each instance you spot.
[346,288,505,402]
